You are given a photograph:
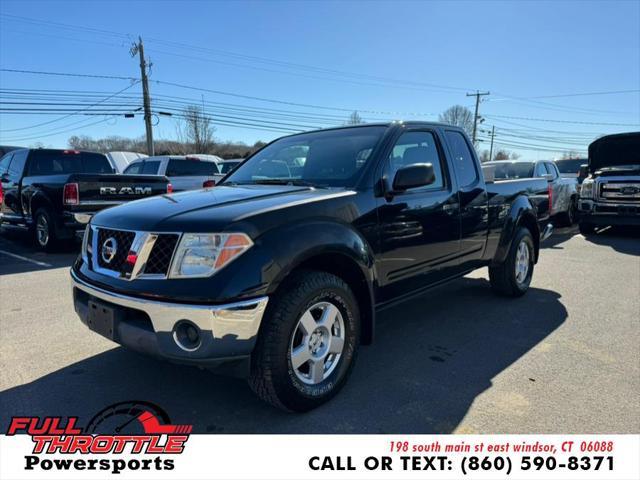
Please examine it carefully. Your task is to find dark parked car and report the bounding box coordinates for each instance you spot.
[578,132,640,234]
[0,148,170,250]
[485,159,578,225]
[71,123,552,411]
[554,158,588,183]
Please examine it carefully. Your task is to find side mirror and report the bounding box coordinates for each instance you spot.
[392,163,435,191]
[578,164,589,180]
[542,173,554,182]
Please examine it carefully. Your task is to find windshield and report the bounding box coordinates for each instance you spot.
[555,159,586,174]
[489,162,535,179]
[224,126,387,188]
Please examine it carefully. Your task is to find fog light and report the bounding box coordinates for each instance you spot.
[173,320,202,352]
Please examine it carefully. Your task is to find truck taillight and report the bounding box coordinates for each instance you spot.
[203,180,215,188]
[63,183,79,205]
[548,184,553,215]
[0,182,3,205]
[167,183,173,194]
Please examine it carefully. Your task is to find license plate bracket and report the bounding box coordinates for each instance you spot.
[87,300,115,340]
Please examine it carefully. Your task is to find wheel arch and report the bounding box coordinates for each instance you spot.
[260,220,377,346]
[492,196,540,265]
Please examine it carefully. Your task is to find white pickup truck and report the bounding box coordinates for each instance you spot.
[123,155,222,191]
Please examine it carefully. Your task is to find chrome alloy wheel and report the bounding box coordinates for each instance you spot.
[289,301,345,385]
[514,240,530,284]
[36,214,49,247]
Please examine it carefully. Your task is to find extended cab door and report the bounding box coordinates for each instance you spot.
[375,129,461,303]
[443,130,489,271]
[0,149,28,221]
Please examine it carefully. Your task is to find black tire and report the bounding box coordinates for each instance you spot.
[33,208,58,252]
[489,227,535,297]
[578,221,596,235]
[249,270,360,412]
[559,197,577,226]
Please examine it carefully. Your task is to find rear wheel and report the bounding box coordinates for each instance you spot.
[33,208,58,252]
[559,197,577,226]
[249,270,359,412]
[489,227,535,297]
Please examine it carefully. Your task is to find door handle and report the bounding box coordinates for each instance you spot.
[442,203,460,212]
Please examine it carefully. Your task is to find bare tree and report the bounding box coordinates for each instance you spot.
[561,150,581,159]
[178,105,216,153]
[438,105,474,137]
[346,111,364,125]
[493,149,521,161]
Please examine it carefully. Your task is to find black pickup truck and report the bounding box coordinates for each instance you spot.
[70,123,552,411]
[0,148,170,250]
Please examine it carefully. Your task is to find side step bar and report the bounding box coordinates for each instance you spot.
[540,223,554,241]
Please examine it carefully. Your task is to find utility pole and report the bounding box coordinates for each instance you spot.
[466,90,490,144]
[131,37,154,155]
[488,125,496,162]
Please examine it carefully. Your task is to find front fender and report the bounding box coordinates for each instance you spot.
[492,195,540,265]
[261,219,376,294]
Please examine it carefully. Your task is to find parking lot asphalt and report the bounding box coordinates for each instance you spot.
[0,225,639,434]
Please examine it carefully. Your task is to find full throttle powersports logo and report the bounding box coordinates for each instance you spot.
[6,401,192,474]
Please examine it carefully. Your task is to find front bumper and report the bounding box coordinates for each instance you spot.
[578,200,640,226]
[71,269,268,376]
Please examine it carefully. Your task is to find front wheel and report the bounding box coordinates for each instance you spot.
[579,221,596,235]
[489,227,535,297]
[249,270,360,412]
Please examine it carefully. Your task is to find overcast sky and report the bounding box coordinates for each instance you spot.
[1,0,639,158]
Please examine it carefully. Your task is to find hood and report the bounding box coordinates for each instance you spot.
[91,184,354,232]
[588,132,640,173]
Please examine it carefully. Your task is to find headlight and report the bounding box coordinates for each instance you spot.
[580,179,595,199]
[169,233,253,278]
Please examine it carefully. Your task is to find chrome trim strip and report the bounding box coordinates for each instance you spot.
[540,223,554,241]
[70,269,269,338]
[78,200,125,206]
[130,233,158,280]
[90,226,182,281]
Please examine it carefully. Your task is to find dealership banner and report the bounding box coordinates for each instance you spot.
[1,433,638,479]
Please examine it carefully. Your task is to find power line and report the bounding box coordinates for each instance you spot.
[0,82,140,132]
[0,68,138,81]
[484,114,640,127]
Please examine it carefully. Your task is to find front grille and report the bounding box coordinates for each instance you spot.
[145,234,180,275]
[96,228,135,271]
[599,182,640,202]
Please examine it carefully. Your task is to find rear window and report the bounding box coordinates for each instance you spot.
[28,150,113,175]
[142,161,160,174]
[166,159,219,176]
[220,161,240,174]
[554,159,586,174]
[490,162,535,179]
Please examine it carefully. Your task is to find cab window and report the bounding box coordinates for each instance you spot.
[386,131,445,191]
[123,162,143,175]
[445,131,478,187]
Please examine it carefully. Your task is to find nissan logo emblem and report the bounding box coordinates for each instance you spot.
[101,237,118,264]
